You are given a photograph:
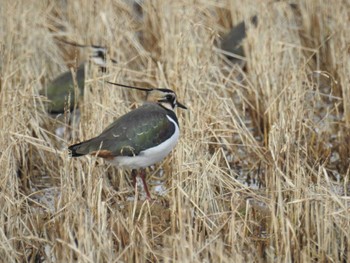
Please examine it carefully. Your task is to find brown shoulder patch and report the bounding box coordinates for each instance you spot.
[90,150,114,160]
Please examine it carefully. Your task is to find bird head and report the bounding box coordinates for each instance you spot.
[56,38,117,72]
[106,82,187,111]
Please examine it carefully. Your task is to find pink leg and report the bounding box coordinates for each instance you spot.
[139,169,152,200]
[131,169,137,189]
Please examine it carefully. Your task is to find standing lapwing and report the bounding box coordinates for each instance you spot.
[41,40,116,114]
[68,82,187,199]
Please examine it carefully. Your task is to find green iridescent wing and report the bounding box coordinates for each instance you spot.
[74,103,177,157]
[42,64,85,113]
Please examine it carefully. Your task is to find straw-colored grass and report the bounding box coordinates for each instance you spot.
[1,0,349,262]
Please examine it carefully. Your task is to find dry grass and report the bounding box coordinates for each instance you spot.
[1,0,350,262]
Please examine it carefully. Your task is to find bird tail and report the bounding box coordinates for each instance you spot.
[68,140,91,157]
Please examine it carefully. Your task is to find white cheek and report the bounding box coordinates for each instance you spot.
[91,57,106,67]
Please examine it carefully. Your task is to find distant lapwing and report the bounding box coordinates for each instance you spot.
[42,40,116,114]
[68,82,187,200]
[221,15,258,63]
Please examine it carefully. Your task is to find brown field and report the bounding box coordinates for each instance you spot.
[1,0,349,262]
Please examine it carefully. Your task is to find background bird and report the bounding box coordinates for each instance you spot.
[221,15,258,63]
[41,40,116,115]
[68,82,187,200]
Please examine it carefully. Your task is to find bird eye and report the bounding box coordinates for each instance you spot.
[165,94,173,100]
[97,51,105,59]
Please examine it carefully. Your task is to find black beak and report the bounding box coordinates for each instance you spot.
[177,101,187,109]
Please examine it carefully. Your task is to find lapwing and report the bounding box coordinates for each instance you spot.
[41,40,116,114]
[221,15,258,63]
[68,82,187,199]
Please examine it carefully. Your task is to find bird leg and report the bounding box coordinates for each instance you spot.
[131,169,152,200]
[139,169,152,200]
[131,169,137,189]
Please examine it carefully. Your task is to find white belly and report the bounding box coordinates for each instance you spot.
[108,116,180,169]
